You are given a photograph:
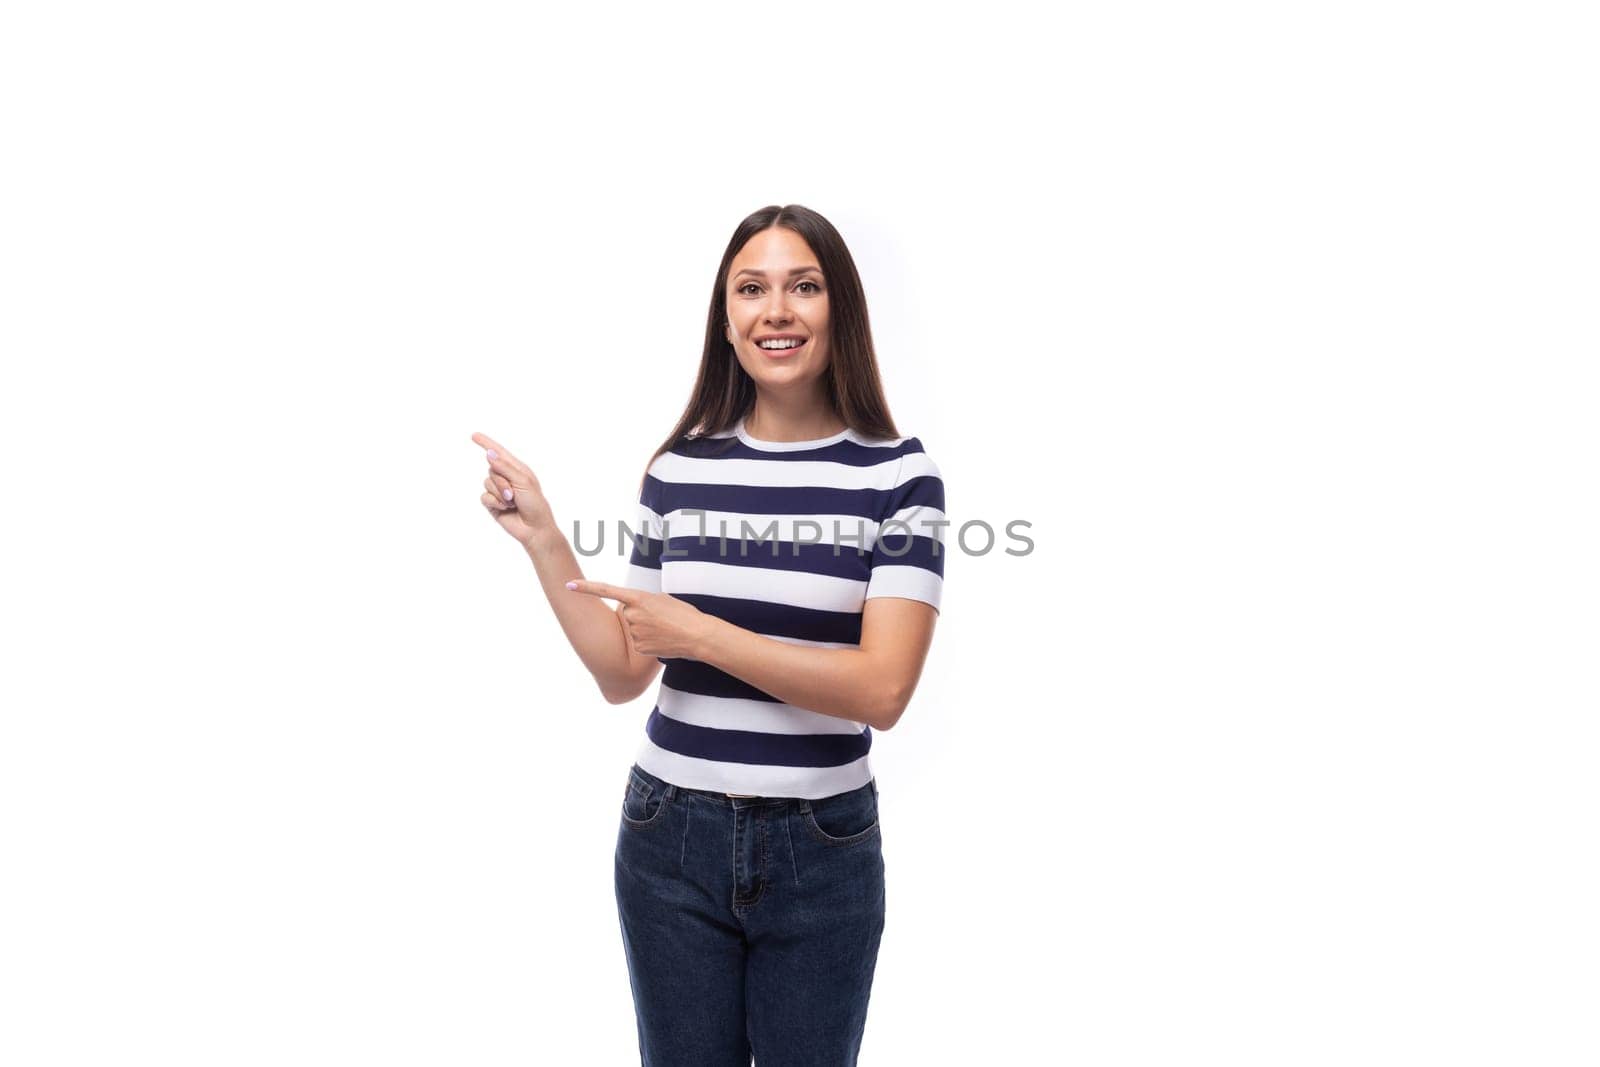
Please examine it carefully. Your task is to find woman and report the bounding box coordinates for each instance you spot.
[472,204,945,1065]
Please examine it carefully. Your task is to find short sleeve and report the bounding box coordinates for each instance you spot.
[620,466,665,595]
[863,442,946,612]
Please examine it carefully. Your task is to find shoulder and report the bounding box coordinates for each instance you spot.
[886,433,940,476]
[881,435,944,513]
[846,427,931,462]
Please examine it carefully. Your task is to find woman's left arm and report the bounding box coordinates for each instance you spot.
[696,597,937,730]
[565,581,937,731]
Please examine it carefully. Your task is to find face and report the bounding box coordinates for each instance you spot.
[724,227,831,396]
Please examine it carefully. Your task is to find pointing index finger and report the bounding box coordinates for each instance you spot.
[565,579,639,604]
[472,432,532,476]
[470,431,506,455]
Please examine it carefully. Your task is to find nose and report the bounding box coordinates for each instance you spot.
[763,290,793,324]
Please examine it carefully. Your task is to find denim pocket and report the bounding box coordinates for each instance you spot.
[801,782,880,846]
[621,769,669,829]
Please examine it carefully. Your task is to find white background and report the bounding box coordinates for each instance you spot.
[3,1,1596,1063]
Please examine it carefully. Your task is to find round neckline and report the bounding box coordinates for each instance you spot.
[734,415,854,452]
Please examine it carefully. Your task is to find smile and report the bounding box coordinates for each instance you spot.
[755,338,807,358]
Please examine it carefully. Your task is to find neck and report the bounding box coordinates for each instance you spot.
[744,394,845,442]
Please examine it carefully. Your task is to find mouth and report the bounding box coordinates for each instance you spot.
[753,337,808,359]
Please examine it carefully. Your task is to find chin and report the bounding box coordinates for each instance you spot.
[750,363,819,384]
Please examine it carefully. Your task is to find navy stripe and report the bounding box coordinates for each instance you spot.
[674,593,864,644]
[662,659,780,702]
[649,476,894,521]
[626,535,664,570]
[887,473,944,512]
[646,707,872,767]
[871,533,946,576]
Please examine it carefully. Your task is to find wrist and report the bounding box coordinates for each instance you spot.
[519,519,563,558]
[689,611,723,662]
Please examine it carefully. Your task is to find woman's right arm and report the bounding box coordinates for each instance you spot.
[473,432,661,705]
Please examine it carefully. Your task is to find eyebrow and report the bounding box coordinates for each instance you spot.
[733,266,823,278]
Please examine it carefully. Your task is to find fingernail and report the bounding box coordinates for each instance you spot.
[502,488,513,501]
[565,580,577,590]
[486,449,499,459]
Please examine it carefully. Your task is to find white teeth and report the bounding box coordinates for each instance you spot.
[758,339,804,349]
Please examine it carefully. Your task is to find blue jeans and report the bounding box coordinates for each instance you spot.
[613,762,887,1066]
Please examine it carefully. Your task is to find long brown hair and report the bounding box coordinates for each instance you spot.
[640,205,901,488]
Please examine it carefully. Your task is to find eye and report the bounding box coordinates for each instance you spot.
[735,279,824,296]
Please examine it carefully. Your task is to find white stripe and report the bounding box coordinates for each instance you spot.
[657,682,866,735]
[896,451,940,482]
[653,451,904,489]
[864,566,943,609]
[661,559,866,612]
[634,739,873,800]
[621,561,662,594]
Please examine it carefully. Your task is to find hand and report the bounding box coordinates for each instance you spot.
[565,580,715,660]
[472,431,556,547]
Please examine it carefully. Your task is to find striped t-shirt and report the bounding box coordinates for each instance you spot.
[619,414,946,799]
